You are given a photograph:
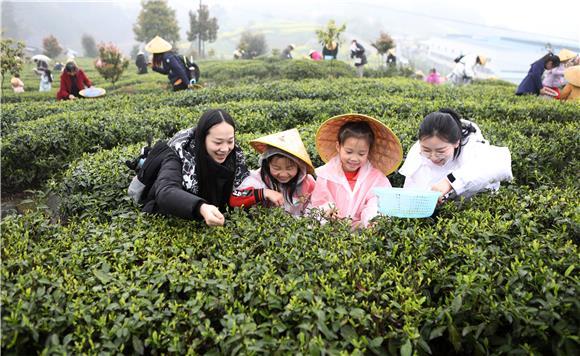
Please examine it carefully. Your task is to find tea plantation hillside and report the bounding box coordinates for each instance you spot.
[2,58,579,355]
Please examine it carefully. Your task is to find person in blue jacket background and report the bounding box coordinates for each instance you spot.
[516,53,560,96]
[145,36,190,91]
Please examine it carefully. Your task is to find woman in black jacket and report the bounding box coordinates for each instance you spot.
[142,109,249,226]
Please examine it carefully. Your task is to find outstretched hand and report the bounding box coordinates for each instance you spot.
[199,203,225,226]
[264,189,284,207]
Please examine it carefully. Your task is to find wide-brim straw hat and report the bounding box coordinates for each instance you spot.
[564,66,580,87]
[558,48,576,62]
[79,87,106,98]
[145,36,172,54]
[250,128,315,175]
[315,114,403,176]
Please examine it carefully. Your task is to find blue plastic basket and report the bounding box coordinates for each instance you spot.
[373,187,441,218]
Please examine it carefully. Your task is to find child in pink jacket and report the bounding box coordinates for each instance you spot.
[230,129,316,216]
[309,114,403,227]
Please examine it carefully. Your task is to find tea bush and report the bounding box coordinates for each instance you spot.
[2,59,579,355]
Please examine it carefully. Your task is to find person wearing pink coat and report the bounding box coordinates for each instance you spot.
[425,68,442,85]
[309,114,403,228]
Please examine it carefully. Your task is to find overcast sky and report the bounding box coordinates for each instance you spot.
[148,0,580,41]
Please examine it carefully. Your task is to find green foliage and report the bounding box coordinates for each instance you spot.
[0,37,25,87]
[237,31,267,59]
[187,4,219,58]
[42,34,62,59]
[2,59,579,354]
[316,20,346,47]
[133,0,180,44]
[81,34,98,58]
[94,43,129,86]
[371,31,395,56]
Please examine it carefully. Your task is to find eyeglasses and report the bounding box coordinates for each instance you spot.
[420,145,454,159]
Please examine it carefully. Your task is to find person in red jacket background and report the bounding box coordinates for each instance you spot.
[56,60,93,100]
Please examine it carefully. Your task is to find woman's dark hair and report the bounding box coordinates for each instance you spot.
[65,62,76,72]
[260,154,299,204]
[152,53,165,67]
[338,121,375,150]
[544,53,561,68]
[194,109,236,200]
[418,108,476,159]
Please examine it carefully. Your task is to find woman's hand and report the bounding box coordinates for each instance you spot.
[199,203,225,226]
[68,94,76,100]
[540,87,558,96]
[431,178,452,204]
[264,189,284,206]
[324,206,340,220]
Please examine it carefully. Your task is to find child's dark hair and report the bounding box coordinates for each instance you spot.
[260,154,299,204]
[418,108,476,159]
[337,121,374,149]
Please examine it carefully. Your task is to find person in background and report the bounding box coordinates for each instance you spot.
[399,108,512,202]
[146,36,190,91]
[56,60,92,100]
[309,114,403,228]
[33,58,51,92]
[280,44,295,59]
[135,51,148,74]
[447,54,487,85]
[386,49,397,67]
[425,68,442,85]
[322,41,338,60]
[308,49,322,61]
[560,66,580,102]
[350,39,367,78]
[558,48,579,67]
[53,62,64,72]
[516,53,560,96]
[10,73,25,93]
[230,129,316,216]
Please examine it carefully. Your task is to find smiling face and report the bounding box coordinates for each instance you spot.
[268,155,299,184]
[336,137,370,172]
[204,121,235,163]
[419,135,459,166]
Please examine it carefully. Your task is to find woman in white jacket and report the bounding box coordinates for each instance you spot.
[399,108,513,201]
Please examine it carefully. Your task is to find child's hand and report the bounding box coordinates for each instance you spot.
[325,206,340,220]
[264,189,284,207]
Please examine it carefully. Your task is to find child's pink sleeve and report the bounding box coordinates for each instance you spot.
[309,176,335,212]
[360,175,391,227]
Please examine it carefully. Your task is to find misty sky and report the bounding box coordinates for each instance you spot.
[112,0,580,41]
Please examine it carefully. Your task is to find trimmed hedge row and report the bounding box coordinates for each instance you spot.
[4,89,578,193]
[2,183,578,354]
[5,78,578,133]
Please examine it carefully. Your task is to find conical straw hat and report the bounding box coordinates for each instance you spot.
[564,66,580,87]
[558,48,576,62]
[315,113,403,176]
[250,128,315,175]
[145,36,172,54]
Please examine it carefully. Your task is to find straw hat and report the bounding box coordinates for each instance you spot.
[250,128,315,175]
[564,66,580,87]
[315,114,403,175]
[558,48,576,62]
[145,36,172,54]
[477,55,487,65]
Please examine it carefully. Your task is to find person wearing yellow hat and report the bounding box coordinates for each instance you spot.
[399,109,512,202]
[560,66,580,102]
[230,128,316,216]
[146,36,195,91]
[310,114,403,228]
[558,48,579,68]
